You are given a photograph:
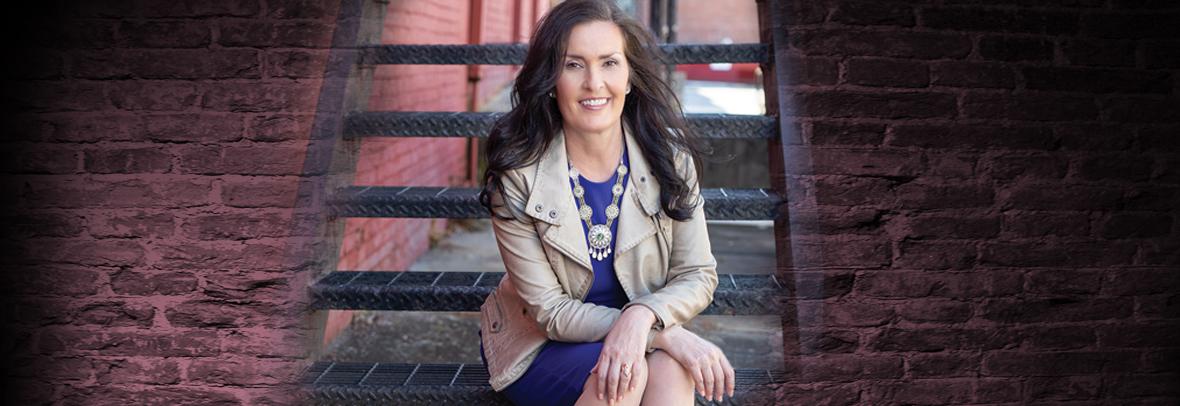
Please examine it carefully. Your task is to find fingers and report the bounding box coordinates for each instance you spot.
[722,354,736,398]
[596,357,610,401]
[689,360,706,399]
[606,359,621,403]
[701,357,716,401]
[615,361,631,403]
[710,357,725,402]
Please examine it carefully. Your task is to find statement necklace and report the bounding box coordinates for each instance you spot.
[568,158,628,261]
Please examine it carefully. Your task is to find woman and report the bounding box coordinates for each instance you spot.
[477,1,734,405]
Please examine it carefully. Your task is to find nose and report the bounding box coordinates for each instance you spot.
[582,66,604,91]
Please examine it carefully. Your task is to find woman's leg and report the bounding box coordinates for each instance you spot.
[574,358,649,406]
[639,350,694,405]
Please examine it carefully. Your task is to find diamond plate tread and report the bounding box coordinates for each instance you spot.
[342,112,776,139]
[358,43,767,65]
[311,271,786,315]
[305,362,784,405]
[328,187,781,220]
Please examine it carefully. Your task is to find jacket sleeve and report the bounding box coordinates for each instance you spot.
[490,170,628,343]
[621,151,719,331]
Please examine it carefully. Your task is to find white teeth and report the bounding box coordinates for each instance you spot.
[580,98,608,107]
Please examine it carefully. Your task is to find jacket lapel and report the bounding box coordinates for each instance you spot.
[521,122,662,274]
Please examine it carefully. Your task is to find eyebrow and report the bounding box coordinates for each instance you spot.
[564,52,622,60]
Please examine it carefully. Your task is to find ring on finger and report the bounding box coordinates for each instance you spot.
[620,363,631,377]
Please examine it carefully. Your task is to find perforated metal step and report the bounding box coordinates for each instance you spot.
[342,112,776,139]
[328,187,781,220]
[304,361,784,405]
[311,271,786,315]
[357,43,767,65]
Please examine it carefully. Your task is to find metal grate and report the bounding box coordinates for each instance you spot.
[357,43,767,65]
[342,112,776,139]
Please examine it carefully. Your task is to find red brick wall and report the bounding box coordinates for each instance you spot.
[2,0,340,403]
[775,0,1178,403]
[677,0,759,43]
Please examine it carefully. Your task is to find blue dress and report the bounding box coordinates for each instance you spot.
[481,146,631,406]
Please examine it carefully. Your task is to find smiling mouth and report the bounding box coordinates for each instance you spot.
[579,98,609,107]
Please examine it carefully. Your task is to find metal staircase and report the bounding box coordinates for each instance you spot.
[302,0,793,404]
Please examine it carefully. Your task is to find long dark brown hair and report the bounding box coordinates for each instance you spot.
[479,0,703,221]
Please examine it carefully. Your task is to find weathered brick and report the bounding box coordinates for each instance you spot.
[789,237,892,268]
[896,299,973,323]
[1137,294,1180,319]
[268,0,334,19]
[10,82,109,112]
[930,61,1016,88]
[791,30,972,59]
[1104,96,1180,123]
[813,176,896,206]
[88,211,174,239]
[222,328,308,358]
[1099,323,1180,348]
[923,8,1078,34]
[982,297,1133,323]
[1027,376,1101,401]
[181,211,293,240]
[1081,12,1180,39]
[14,356,94,381]
[247,114,313,142]
[1103,269,1180,296]
[13,264,101,297]
[783,56,840,85]
[95,358,182,385]
[856,270,1022,298]
[21,177,214,209]
[980,240,1137,267]
[871,328,1018,352]
[895,240,978,270]
[1124,186,1179,211]
[983,352,1134,376]
[890,125,1056,150]
[788,271,856,299]
[1027,269,1103,295]
[800,148,924,177]
[119,20,211,48]
[904,214,1000,239]
[1025,67,1172,94]
[109,81,201,111]
[978,36,1055,62]
[963,92,1098,121]
[153,240,318,272]
[219,20,334,48]
[34,20,117,49]
[1000,208,1090,238]
[59,386,242,406]
[783,354,903,381]
[846,58,929,88]
[165,299,292,328]
[83,147,172,174]
[990,154,1068,180]
[975,378,1023,403]
[830,2,915,27]
[144,113,245,143]
[792,91,957,119]
[895,183,994,209]
[128,49,261,79]
[141,0,260,17]
[808,122,884,146]
[792,206,891,236]
[265,49,328,78]
[1108,373,1180,397]
[2,144,79,174]
[1101,212,1173,238]
[1063,38,1138,67]
[799,301,895,327]
[1143,350,1180,373]
[201,81,319,112]
[868,379,974,405]
[1000,184,1122,210]
[73,301,155,327]
[48,113,144,142]
[110,270,198,296]
[221,177,302,208]
[1,212,85,238]
[783,328,859,354]
[1075,153,1154,181]
[924,151,978,178]
[908,353,981,378]
[177,144,306,175]
[23,239,145,267]
[187,357,295,386]
[1021,326,1098,350]
[203,270,291,300]
[40,329,220,357]
[1057,124,1135,151]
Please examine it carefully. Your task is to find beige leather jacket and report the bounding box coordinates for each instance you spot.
[480,124,718,391]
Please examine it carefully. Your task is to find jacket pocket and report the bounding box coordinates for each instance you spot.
[480,288,505,334]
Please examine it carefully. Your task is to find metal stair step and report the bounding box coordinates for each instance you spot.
[358,43,767,65]
[329,187,780,220]
[342,112,776,139]
[305,361,784,405]
[311,271,785,315]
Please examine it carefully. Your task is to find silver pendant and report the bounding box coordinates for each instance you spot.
[587,224,612,261]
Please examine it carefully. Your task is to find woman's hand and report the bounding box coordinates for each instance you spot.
[591,306,655,404]
[653,325,735,403]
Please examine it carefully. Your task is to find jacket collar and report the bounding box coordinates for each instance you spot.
[522,121,661,272]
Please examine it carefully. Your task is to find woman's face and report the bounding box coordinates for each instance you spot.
[555,20,630,136]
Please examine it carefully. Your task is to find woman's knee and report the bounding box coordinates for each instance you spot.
[645,350,691,383]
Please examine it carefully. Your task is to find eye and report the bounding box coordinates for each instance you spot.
[565,61,583,69]
[604,59,619,67]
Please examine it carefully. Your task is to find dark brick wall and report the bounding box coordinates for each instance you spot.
[776,0,1178,404]
[1,0,341,403]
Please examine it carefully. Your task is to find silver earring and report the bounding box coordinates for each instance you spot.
[626,86,631,94]
[549,91,555,98]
